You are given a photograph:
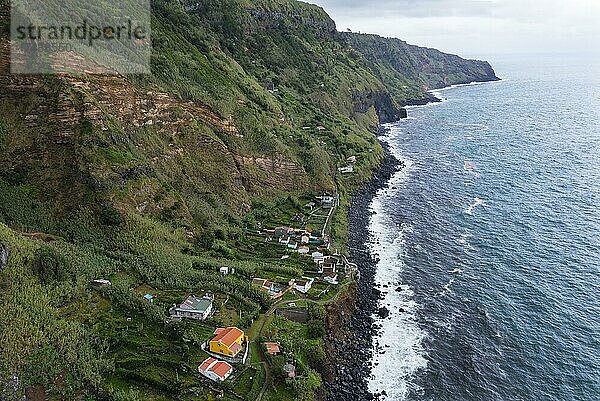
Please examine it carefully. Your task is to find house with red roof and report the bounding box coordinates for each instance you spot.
[209,327,245,357]
[264,342,281,356]
[198,357,233,382]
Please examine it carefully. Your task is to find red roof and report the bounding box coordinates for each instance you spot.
[211,361,233,378]
[264,342,281,355]
[211,327,244,347]
[199,357,216,372]
[199,358,233,379]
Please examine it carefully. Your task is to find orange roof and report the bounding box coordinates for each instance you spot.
[211,327,244,347]
[264,342,281,355]
[199,357,216,372]
[211,361,233,378]
[199,357,232,378]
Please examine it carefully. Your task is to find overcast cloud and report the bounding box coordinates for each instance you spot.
[310,0,600,58]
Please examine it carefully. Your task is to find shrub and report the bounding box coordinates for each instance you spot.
[99,205,122,227]
[306,320,325,340]
[32,247,70,284]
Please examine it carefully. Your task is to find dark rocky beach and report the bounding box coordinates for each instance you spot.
[324,138,403,401]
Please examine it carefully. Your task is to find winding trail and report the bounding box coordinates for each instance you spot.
[251,282,353,401]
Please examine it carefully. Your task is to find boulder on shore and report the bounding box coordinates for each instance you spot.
[377,307,390,319]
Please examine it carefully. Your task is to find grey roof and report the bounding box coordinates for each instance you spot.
[177,296,212,313]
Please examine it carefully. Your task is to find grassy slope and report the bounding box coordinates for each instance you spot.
[0,0,497,399]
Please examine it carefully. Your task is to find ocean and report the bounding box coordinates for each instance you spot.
[367,54,600,401]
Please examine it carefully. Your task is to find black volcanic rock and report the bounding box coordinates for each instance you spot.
[377,307,390,319]
[325,142,403,401]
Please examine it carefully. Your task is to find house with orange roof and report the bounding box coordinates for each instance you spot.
[198,357,233,382]
[264,342,281,356]
[209,327,245,357]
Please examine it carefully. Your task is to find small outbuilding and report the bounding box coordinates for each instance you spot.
[283,363,296,378]
[291,278,314,294]
[198,357,233,382]
[264,342,281,356]
[90,279,112,289]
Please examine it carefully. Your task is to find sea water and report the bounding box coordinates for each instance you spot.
[367,54,600,401]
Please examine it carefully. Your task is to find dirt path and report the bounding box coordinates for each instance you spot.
[251,281,351,401]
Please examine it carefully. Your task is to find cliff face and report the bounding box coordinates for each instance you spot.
[343,32,499,105]
[0,0,498,399]
[0,1,499,224]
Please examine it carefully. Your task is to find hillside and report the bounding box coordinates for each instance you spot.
[342,32,499,105]
[0,0,498,400]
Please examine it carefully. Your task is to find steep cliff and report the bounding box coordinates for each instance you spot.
[343,32,499,105]
[0,0,498,399]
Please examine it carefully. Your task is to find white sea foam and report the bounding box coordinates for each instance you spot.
[464,160,477,172]
[438,278,456,296]
[366,134,427,400]
[457,233,471,245]
[430,80,497,97]
[451,122,490,132]
[465,197,487,215]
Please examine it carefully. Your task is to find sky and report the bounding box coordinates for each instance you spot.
[309,0,600,58]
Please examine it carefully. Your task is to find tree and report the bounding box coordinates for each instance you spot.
[287,369,322,401]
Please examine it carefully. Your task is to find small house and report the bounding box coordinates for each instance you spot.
[169,294,213,320]
[264,82,278,94]
[322,257,338,272]
[220,266,230,275]
[301,235,310,244]
[292,278,314,294]
[324,273,339,285]
[338,165,354,174]
[253,278,284,298]
[319,195,335,206]
[287,242,298,250]
[210,327,245,357]
[274,226,292,238]
[309,237,324,245]
[297,246,310,255]
[90,279,111,289]
[323,266,337,275]
[143,294,154,303]
[264,342,281,356]
[198,357,233,382]
[252,278,268,287]
[312,251,324,264]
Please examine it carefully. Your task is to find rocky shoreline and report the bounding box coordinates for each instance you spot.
[324,137,403,401]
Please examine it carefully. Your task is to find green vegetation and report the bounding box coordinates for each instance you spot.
[0,0,497,399]
[343,32,499,105]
